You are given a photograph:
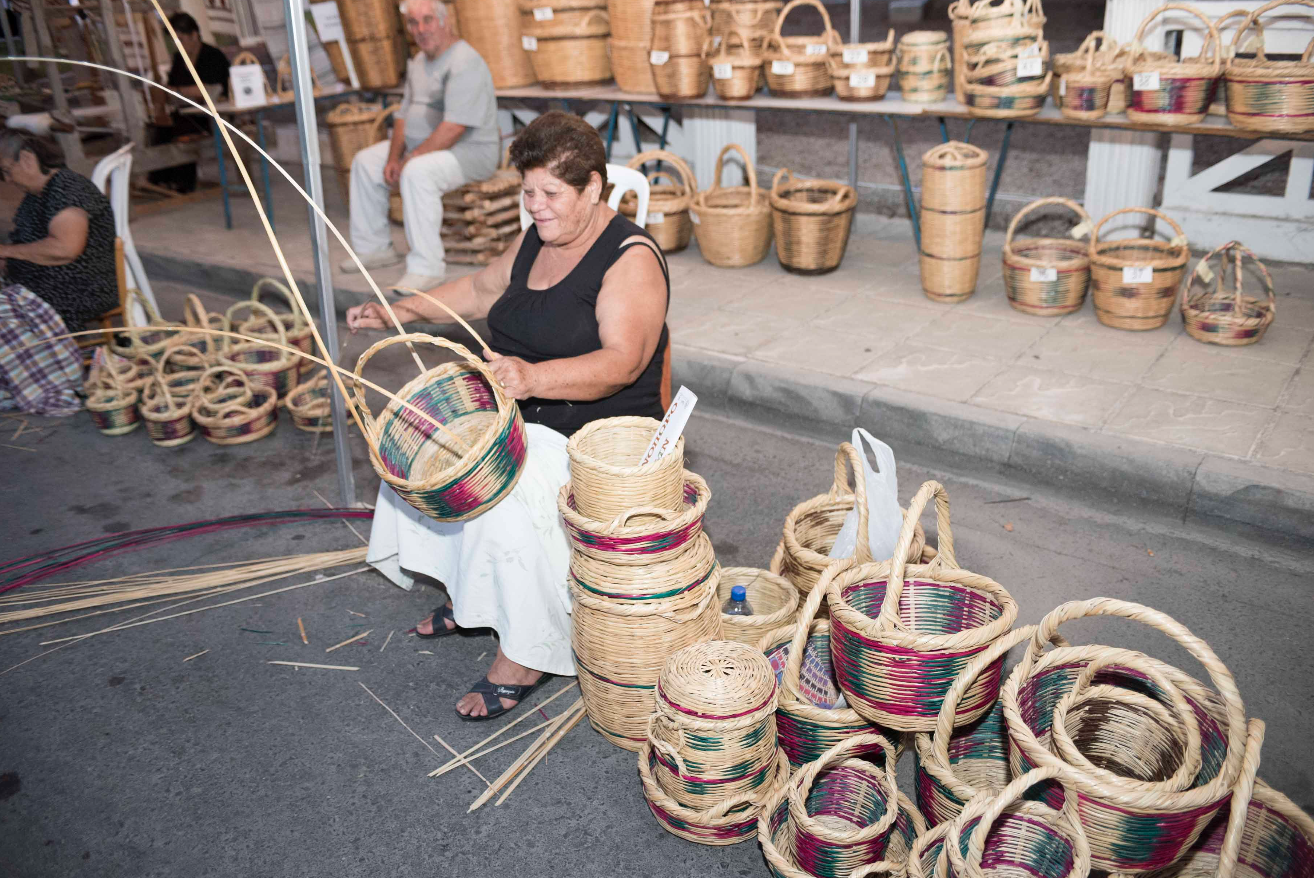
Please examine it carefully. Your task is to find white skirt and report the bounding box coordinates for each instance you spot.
[366,423,576,676]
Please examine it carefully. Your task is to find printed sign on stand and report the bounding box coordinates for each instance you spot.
[641,387,698,465]
[230,64,268,109]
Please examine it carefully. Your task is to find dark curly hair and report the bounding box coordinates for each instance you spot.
[508,111,606,194]
[0,129,66,174]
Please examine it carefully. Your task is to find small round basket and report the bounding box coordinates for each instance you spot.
[897,30,951,102]
[769,168,857,275]
[620,150,697,253]
[286,370,335,432]
[1225,1,1314,133]
[250,277,315,374]
[566,415,684,521]
[1181,241,1276,347]
[157,344,210,403]
[1002,196,1093,317]
[1089,206,1190,331]
[221,300,300,402]
[707,29,764,101]
[85,372,140,436]
[829,29,895,101]
[761,0,838,98]
[639,743,788,845]
[690,143,773,268]
[1125,4,1223,126]
[717,567,797,647]
[139,373,196,448]
[193,366,278,445]
[559,473,710,566]
[1056,32,1122,120]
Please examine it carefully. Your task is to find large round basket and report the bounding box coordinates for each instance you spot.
[639,742,789,845]
[1089,206,1190,331]
[963,61,1051,118]
[829,29,895,101]
[690,143,773,268]
[193,366,278,445]
[619,150,697,252]
[717,567,797,647]
[707,29,764,100]
[250,277,315,374]
[1001,196,1093,317]
[650,1,711,99]
[1225,0,1314,133]
[1001,597,1249,873]
[1181,240,1276,347]
[761,0,838,99]
[1125,4,1223,126]
[826,480,1019,733]
[354,333,527,523]
[571,531,717,603]
[566,415,684,521]
[919,141,987,303]
[138,373,196,448]
[897,30,951,102]
[559,472,709,566]
[519,1,612,89]
[220,300,300,402]
[286,370,335,433]
[456,0,536,87]
[769,168,856,275]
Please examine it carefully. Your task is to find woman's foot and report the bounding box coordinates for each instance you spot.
[457,648,545,719]
[416,600,456,636]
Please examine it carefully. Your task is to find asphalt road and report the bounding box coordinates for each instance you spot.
[1,404,1312,878]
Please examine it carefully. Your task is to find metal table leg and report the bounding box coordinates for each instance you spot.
[985,120,1014,227]
[213,116,232,230]
[885,115,920,249]
[939,116,976,144]
[625,103,644,157]
[256,109,274,230]
[604,102,619,160]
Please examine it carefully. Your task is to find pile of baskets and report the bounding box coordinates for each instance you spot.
[456,0,537,88]
[830,28,895,102]
[607,0,657,93]
[649,0,710,100]
[762,0,838,99]
[958,0,1050,118]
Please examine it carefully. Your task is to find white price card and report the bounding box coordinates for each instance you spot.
[1123,265,1153,284]
[713,63,733,80]
[849,72,876,88]
[1019,42,1041,58]
[805,43,828,56]
[1059,77,1066,96]
[521,35,538,51]
[647,211,665,224]
[1195,262,1215,284]
[1133,71,1160,91]
[532,6,553,20]
[230,64,267,110]
[771,59,795,75]
[1030,266,1058,282]
[842,48,868,64]
[713,35,722,48]
[309,1,346,43]
[640,386,699,465]
[1017,57,1043,78]
[650,50,670,65]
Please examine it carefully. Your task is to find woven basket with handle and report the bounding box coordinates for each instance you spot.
[85,364,140,436]
[690,143,773,267]
[1181,240,1276,346]
[919,141,987,302]
[769,168,856,275]
[1089,206,1189,331]
[1225,0,1314,133]
[559,473,709,566]
[639,742,788,845]
[192,366,277,445]
[1057,32,1121,119]
[707,29,763,100]
[325,101,384,201]
[710,0,780,51]
[650,2,711,99]
[566,415,684,521]
[519,0,612,88]
[139,373,196,447]
[717,567,797,648]
[1125,3,1223,125]
[286,370,334,433]
[829,29,895,101]
[762,0,838,98]
[221,300,299,402]
[1001,196,1092,316]
[620,151,698,252]
[457,0,536,87]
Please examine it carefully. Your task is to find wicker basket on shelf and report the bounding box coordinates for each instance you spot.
[608,0,655,41]
[717,568,797,647]
[221,300,300,402]
[1125,3,1223,126]
[456,0,537,87]
[707,29,763,100]
[193,366,278,445]
[897,30,951,102]
[349,33,407,88]
[1089,206,1190,331]
[919,141,987,303]
[961,0,1046,47]
[1182,240,1276,346]
[769,168,856,275]
[710,0,780,50]
[325,101,384,201]
[690,143,773,268]
[650,2,711,99]
[566,415,684,521]
[1001,196,1092,316]
[1055,33,1121,119]
[829,29,895,101]
[1210,7,1259,117]
[337,0,400,40]
[1225,0,1314,133]
[620,150,697,252]
[762,0,838,98]
[139,373,196,448]
[963,35,1048,87]
[609,39,658,92]
[519,0,612,88]
[963,68,1051,117]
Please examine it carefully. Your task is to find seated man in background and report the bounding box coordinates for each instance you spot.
[341,0,500,291]
[148,12,230,194]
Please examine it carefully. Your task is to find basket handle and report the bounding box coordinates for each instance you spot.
[657,568,721,622]
[709,143,759,206]
[1132,3,1222,75]
[1229,0,1311,59]
[930,625,1037,765]
[1088,206,1187,254]
[183,293,209,329]
[951,765,1091,878]
[646,712,689,777]
[821,442,872,560]
[604,504,681,531]
[876,480,957,631]
[727,4,772,28]
[158,342,206,375]
[569,8,610,34]
[1215,719,1267,878]
[251,277,307,330]
[628,149,696,198]
[1002,197,1091,259]
[226,298,290,349]
[710,28,752,58]
[781,563,835,700]
[786,731,899,841]
[773,0,834,42]
[1185,241,1276,320]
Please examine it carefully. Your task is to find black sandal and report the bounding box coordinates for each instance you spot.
[415,605,456,639]
[457,674,553,722]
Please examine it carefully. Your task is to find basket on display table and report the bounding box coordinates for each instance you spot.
[518,0,612,89]
[1224,0,1314,133]
[828,29,895,101]
[761,0,838,98]
[707,29,764,101]
[1125,4,1223,126]
[650,0,711,100]
[1001,196,1093,316]
[896,30,951,102]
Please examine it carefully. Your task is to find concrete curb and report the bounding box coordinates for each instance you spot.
[672,345,1314,541]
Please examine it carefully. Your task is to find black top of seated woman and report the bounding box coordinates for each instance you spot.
[488,213,669,438]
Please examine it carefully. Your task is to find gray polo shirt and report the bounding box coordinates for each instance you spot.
[398,40,500,180]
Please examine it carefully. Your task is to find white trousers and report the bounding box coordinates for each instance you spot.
[349,140,468,277]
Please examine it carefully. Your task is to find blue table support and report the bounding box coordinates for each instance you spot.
[884,115,920,249]
[211,110,275,231]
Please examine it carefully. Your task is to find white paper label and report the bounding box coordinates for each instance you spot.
[806,43,828,56]
[521,35,538,51]
[1123,265,1153,284]
[713,35,722,48]
[1017,57,1043,78]
[532,6,553,20]
[640,386,698,465]
[690,211,700,224]
[650,50,670,65]
[309,2,345,43]
[771,59,795,75]
[712,62,733,80]
[1019,42,1041,58]
[230,64,267,110]
[1133,71,1160,91]
[1059,78,1067,96]
[1196,262,1215,283]
[849,72,876,88]
[1030,266,1058,282]
[842,48,868,64]
[647,211,665,224]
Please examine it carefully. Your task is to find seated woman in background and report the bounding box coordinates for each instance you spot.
[348,111,670,721]
[0,131,118,334]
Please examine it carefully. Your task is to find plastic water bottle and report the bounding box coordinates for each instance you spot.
[722,585,754,617]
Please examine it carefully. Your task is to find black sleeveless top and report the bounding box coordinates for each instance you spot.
[487,214,670,437]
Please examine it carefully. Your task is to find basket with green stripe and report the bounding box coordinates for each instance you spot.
[1125,4,1223,126]
[639,743,789,845]
[1002,197,1092,317]
[139,373,196,448]
[1089,206,1189,331]
[557,472,710,566]
[1182,240,1276,347]
[1224,1,1314,134]
[570,532,717,602]
[85,370,140,437]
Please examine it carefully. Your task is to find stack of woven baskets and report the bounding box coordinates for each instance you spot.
[441,160,524,265]
[518,0,612,88]
[337,0,408,88]
[762,0,838,99]
[919,141,987,303]
[558,416,722,751]
[958,0,1050,118]
[650,0,712,99]
[607,0,657,92]
[455,0,537,87]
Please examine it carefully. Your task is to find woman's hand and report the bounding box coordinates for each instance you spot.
[485,351,537,400]
[346,301,394,333]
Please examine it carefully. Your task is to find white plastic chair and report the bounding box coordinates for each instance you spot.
[520,162,650,231]
[91,143,159,325]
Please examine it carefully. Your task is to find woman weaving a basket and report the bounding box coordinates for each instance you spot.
[349,111,670,721]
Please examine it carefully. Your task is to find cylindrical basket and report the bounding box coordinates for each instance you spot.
[138,373,196,448]
[1089,206,1190,331]
[559,473,710,566]
[717,567,798,647]
[639,742,789,845]
[325,101,384,199]
[609,38,658,92]
[566,415,684,521]
[650,2,711,99]
[571,531,717,603]
[1182,240,1276,346]
[337,0,399,40]
[520,1,612,88]
[456,0,537,87]
[1125,4,1223,126]
[286,371,334,433]
[349,33,407,88]
[193,366,278,445]
[1225,0,1314,133]
[897,30,951,102]
[690,143,773,268]
[1002,196,1093,316]
[769,168,856,275]
[829,30,896,101]
[919,141,987,303]
[620,150,697,252]
[707,29,764,101]
[220,300,300,402]
[761,0,837,98]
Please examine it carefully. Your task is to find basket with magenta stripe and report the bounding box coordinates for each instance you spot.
[567,415,684,521]
[220,300,299,403]
[1225,1,1314,134]
[158,344,209,403]
[1089,207,1190,331]
[1182,240,1276,347]
[249,278,315,375]
[354,332,527,524]
[777,442,926,601]
[717,567,797,647]
[193,366,277,445]
[963,35,1049,88]
[639,742,789,845]
[1056,31,1122,119]
[286,371,334,433]
[1125,4,1223,126]
[85,369,140,437]
[1001,196,1093,317]
[571,531,717,602]
[826,480,1019,733]
[1000,597,1248,873]
[648,639,780,811]
[558,472,709,566]
[139,374,196,448]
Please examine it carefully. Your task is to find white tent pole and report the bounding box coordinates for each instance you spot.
[848,0,860,189]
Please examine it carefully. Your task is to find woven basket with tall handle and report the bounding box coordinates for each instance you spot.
[456,0,536,87]
[1181,240,1276,346]
[707,30,763,100]
[1225,0,1314,133]
[192,366,277,445]
[85,365,140,436]
[139,372,196,447]
[1001,196,1092,316]
[762,0,838,98]
[520,1,612,87]
[769,168,856,275]
[620,150,697,252]
[690,143,773,267]
[920,141,987,302]
[249,277,314,375]
[1125,3,1223,126]
[1057,33,1120,119]
[221,300,299,402]
[1089,206,1189,331]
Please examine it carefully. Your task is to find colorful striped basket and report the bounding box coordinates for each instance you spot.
[85,372,140,436]
[639,742,789,845]
[353,332,527,524]
[1000,598,1248,873]
[157,344,209,403]
[1089,206,1190,331]
[109,289,183,364]
[286,371,334,433]
[193,366,278,446]
[571,531,717,602]
[1182,242,1277,347]
[897,30,952,102]
[558,473,709,566]
[221,300,300,403]
[1224,1,1314,133]
[566,415,684,522]
[717,567,798,647]
[1001,196,1093,317]
[825,480,1019,733]
[1125,4,1223,126]
[139,374,196,448]
[250,277,315,375]
[1056,31,1121,119]
[181,292,228,359]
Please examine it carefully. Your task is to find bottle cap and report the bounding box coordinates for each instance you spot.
[730,586,746,602]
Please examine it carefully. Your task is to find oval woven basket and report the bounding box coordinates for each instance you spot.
[829,30,896,101]
[1002,196,1093,317]
[1000,597,1249,873]
[519,3,612,88]
[250,277,314,375]
[707,29,764,100]
[920,141,987,303]
[193,366,277,445]
[559,472,709,566]
[221,300,299,403]
[1126,3,1223,126]
[571,531,717,603]
[762,0,838,98]
[690,143,773,267]
[85,370,140,437]
[639,742,789,845]
[769,168,856,275]
[620,150,697,252]
[651,2,711,99]
[286,370,334,433]
[897,30,951,102]
[826,480,1020,733]
[1089,206,1190,331]
[1181,240,1276,347]
[566,415,684,521]
[139,373,196,448]
[1225,0,1314,133]
[717,567,797,647]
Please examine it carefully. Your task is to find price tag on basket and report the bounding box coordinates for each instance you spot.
[1059,78,1067,96]
[849,72,876,88]
[532,6,553,20]
[713,63,733,80]
[1017,57,1043,78]
[689,212,700,224]
[1029,266,1058,282]
[772,59,795,74]
[1133,71,1160,91]
[843,48,868,64]
[1123,265,1153,284]
[713,35,722,48]
[640,386,698,465]
[1019,42,1041,58]
[647,211,664,224]
[806,43,828,55]
[650,50,670,65]
[1195,261,1215,283]
[521,35,538,51]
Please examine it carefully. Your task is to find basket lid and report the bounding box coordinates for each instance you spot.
[658,640,777,720]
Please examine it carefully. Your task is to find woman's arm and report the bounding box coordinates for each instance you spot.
[488,237,666,401]
[0,208,89,266]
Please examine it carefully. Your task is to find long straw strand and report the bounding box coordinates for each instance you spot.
[428,680,578,777]
[358,682,489,786]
